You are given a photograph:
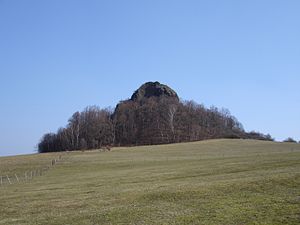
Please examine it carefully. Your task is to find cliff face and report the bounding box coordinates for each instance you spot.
[130,81,179,102]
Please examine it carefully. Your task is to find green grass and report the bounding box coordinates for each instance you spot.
[0,139,299,225]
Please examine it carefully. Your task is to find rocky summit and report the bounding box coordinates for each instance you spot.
[130,81,179,102]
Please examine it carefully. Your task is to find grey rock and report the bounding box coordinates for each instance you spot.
[131,81,179,102]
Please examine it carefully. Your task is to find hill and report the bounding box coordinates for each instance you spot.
[1,139,299,225]
[38,81,273,153]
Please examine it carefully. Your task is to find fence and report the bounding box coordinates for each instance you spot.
[0,154,66,186]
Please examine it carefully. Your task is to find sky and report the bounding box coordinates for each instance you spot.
[0,0,299,156]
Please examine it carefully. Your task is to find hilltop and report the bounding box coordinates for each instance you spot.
[130,81,179,102]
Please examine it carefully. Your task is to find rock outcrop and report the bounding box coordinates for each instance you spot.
[130,81,179,102]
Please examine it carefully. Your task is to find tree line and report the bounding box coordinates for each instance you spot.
[38,96,274,153]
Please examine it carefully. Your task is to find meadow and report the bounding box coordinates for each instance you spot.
[0,139,299,225]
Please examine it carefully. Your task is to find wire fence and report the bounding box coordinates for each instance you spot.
[0,154,67,187]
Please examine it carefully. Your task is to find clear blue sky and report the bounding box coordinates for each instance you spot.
[0,0,299,156]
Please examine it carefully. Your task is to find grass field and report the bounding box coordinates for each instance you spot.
[0,152,64,175]
[0,139,299,225]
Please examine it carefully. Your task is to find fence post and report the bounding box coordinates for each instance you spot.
[15,174,19,182]
[6,175,12,184]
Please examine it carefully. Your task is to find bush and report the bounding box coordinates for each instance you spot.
[283,137,297,143]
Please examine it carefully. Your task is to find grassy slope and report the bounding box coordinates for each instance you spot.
[0,152,64,175]
[0,139,299,225]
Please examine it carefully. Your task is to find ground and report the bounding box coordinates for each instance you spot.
[0,139,299,225]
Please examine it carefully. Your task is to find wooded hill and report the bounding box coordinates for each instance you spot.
[38,82,273,153]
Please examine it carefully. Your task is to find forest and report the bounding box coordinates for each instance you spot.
[38,82,273,153]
